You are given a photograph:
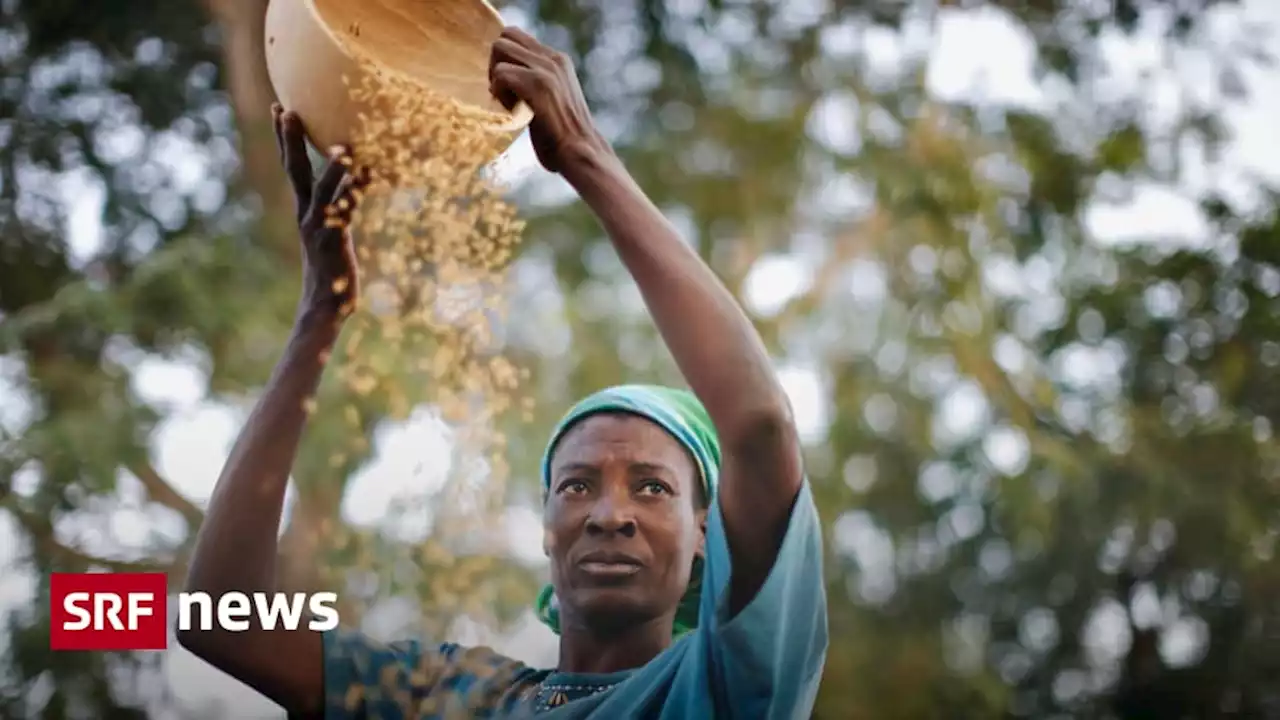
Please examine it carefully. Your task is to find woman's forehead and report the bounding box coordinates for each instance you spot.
[552,413,692,471]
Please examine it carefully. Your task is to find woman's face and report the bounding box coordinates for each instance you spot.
[544,412,706,632]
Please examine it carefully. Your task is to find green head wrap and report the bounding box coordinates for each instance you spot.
[534,384,721,638]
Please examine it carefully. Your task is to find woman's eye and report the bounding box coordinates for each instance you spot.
[639,481,669,496]
[559,480,589,494]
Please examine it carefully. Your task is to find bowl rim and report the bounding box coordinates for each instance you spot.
[297,0,532,132]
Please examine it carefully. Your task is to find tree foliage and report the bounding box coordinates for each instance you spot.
[1,0,1277,717]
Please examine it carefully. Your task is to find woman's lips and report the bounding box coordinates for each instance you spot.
[575,551,644,579]
[578,561,642,577]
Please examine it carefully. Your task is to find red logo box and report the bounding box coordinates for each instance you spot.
[49,573,169,651]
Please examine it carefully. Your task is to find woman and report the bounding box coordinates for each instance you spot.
[179,27,827,719]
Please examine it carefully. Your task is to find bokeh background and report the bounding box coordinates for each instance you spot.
[3,0,1280,717]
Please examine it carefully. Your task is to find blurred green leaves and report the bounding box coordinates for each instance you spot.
[3,0,1280,717]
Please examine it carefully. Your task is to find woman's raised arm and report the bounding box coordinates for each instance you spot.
[177,106,361,715]
[490,29,806,617]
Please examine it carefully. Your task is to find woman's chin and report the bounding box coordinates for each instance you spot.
[566,588,663,627]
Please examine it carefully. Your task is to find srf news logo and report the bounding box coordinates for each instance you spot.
[50,573,167,651]
[49,573,340,651]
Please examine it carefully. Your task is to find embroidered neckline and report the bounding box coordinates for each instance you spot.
[531,678,621,711]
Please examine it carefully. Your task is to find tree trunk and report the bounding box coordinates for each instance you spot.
[204,0,300,264]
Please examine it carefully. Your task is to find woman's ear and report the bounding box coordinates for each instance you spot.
[695,508,708,558]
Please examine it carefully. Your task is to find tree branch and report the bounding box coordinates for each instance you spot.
[3,500,188,591]
[36,533,177,576]
[125,461,205,530]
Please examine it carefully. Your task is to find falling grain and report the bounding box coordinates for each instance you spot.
[312,55,539,715]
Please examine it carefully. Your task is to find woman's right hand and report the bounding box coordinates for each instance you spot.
[272,103,363,324]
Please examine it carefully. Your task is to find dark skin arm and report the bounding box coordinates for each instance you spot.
[490,29,805,615]
[176,106,361,716]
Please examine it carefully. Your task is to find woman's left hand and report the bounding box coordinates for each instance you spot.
[488,27,610,174]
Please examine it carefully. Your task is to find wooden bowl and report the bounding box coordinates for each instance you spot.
[264,0,532,164]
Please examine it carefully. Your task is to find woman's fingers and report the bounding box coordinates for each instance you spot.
[490,36,546,72]
[490,62,541,110]
[490,36,546,111]
[271,103,285,164]
[280,112,315,221]
[499,26,571,69]
[310,148,350,219]
[499,26,541,53]
[322,175,364,230]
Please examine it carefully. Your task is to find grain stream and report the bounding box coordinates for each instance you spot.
[319,58,538,718]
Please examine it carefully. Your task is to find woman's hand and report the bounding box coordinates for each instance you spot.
[488,27,610,175]
[272,104,363,324]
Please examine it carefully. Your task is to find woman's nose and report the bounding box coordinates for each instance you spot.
[585,491,637,537]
